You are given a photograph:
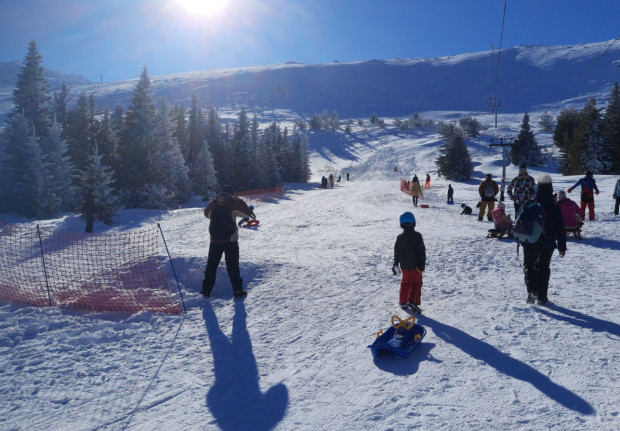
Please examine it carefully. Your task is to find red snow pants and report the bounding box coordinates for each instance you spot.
[400,269,423,305]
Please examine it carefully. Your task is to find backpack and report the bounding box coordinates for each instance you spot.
[484,183,495,198]
[513,200,545,243]
[209,202,236,240]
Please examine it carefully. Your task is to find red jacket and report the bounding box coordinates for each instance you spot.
[557,198,585,228]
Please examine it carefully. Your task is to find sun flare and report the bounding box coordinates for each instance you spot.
[177,0,229,16]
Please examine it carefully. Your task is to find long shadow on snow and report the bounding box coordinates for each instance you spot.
[420,316,595,415]
[203,300,289,431]
[533,304,620,338]
[579,236,620,251]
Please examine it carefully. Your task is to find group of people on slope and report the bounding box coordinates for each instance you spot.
[408,174,432,207]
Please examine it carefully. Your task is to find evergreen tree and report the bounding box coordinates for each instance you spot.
[147,101,191,205]
[10,40,50,138]
[510,113,544,167]
[602,82,620,173]
[172,102,188,162]
[64,92,96,172]
[94,107,120,173]
[553,108,581,174]
[206,106,229,186]
[41,119,75,214]
[53,82,69,128]
[574,97,611,174]
[538,111,555,132]
[262,122,283,186]
[77,144,118,227]
[230,107,252,188]
[435,130,473,180]
[118,66,157,205]
[458,115,482,137]
[187,94,206,192]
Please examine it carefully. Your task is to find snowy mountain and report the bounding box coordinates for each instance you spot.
[1,39,619,124]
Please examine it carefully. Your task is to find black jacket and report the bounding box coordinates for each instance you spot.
[535,188,567,252]
[394,226,426,271]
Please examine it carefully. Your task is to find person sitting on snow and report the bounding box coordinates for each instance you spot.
[491,201,512,232]
[556,190,585,229]
[460,203,472,215]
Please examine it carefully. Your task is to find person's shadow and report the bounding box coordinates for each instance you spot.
[421,316,595,415]
[203,300,288,430]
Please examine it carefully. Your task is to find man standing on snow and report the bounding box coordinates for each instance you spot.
[477,174,499,221]
[201,185,255,299]
[568,171,600,221]
[614,178,620,216]
[507,164,536,213]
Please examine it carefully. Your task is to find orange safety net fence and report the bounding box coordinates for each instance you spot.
[0,222,183,314]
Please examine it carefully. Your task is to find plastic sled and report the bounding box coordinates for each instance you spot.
[487,228,513,239]
[565,227,582,240]
[368,315,426,359]
[419,204,430,208]
[239,219,260,228]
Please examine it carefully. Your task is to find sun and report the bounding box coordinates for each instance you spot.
[177,0,229,16]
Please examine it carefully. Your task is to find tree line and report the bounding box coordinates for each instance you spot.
[434,84,620,180]
[0,41,311,221]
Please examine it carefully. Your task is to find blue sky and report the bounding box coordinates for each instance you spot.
[1,0,619,83]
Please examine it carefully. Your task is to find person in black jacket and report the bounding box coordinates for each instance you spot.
[393,212,426,313]
[521,175,567,305]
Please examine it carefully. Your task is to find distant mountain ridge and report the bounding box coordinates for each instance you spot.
[1,40,619,123]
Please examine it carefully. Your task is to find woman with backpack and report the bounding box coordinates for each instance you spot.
[520,175,566,305]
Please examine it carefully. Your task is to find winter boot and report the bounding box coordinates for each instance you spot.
[233,290,248,299]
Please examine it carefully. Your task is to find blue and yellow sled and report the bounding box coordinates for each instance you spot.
[368,315,426,359]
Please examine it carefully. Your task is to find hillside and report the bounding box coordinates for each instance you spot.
[1,39,619,124]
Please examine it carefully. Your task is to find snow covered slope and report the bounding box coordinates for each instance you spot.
[1,110,619,430]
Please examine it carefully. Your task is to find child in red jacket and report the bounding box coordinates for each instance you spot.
[393,212,427,313]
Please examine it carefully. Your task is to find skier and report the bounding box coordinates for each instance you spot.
[392,212,426,314]
[507,164,536,213]
[201,185,255,299]
[520,175,566,305]
[478,173,499,221]
[556,190,585,229]
[410,177,423,207]
[567,171,600,221]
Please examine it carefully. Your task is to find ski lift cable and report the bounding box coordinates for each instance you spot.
[492,0,508,103]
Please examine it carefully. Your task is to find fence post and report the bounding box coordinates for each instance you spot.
[157,223,186,313]
[36,224,52,306]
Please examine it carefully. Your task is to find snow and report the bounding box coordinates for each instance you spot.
[1,108,619,430]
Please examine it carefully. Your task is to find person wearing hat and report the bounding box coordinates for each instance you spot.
[491,201,512,232]
[410,176,423,207]
[460,203,473,215]
[392,212,426,313]
[521,175,566,305]
[556,190,585,229]
[477,174,499,221]
[567,171,600,221]
[201,185,255,299]
[507,164,536,213]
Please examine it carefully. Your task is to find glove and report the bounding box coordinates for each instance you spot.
[249,212,256,219]
[595,190,599,195]
[392,265,401,276]
[567,188,573,193]
[614,194,617,199]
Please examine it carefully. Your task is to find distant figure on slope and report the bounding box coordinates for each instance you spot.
[328,174,335,188]
[556,190,584,229]
[321,176,328,189]
[201,185,255,299]
[519,175,566,306]
[507,164,536,213]
[614,178,620,216]
[410,177,423,207]
[567,171,599,221]
[460,203,473,215]
[478,173,499,221]
[424,174,431,189]
[447,184,454,204]
[393,212,426,314]
[346,172,350,181]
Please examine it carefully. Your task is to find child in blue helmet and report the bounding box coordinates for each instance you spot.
[392,212,427,313]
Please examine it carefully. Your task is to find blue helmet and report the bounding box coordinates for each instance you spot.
[399,212,415,226]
